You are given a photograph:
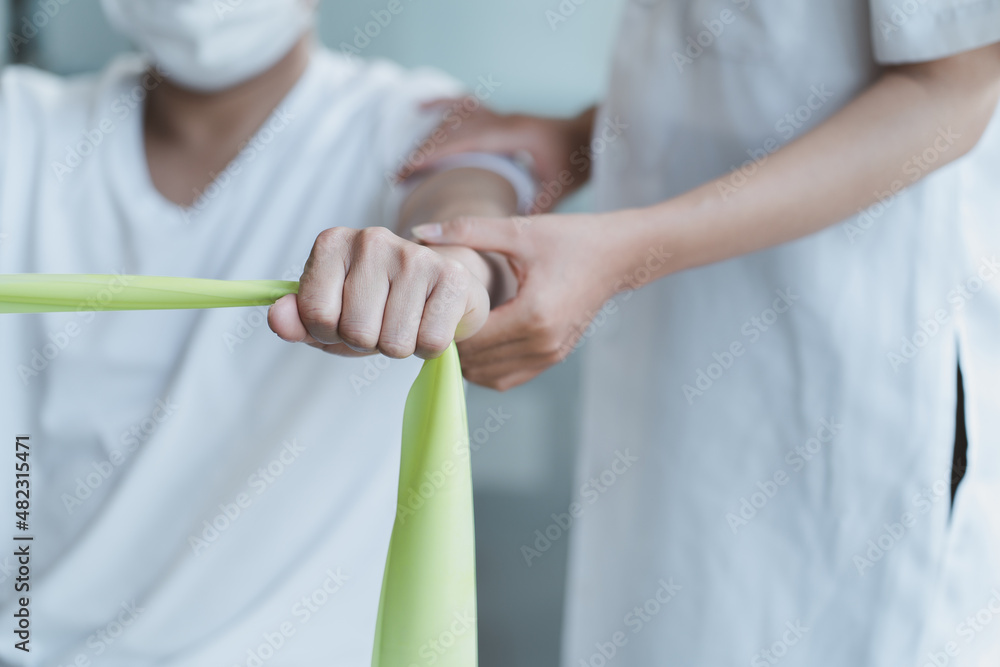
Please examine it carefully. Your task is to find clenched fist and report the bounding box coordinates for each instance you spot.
[268,226,489,359]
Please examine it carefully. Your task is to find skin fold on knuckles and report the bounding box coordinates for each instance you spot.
[281,226,487,360]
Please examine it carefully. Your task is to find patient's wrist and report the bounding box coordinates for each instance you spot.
[427,245,494,302]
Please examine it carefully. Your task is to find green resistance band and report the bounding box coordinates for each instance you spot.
[0,274,299,313]
[0,274,478,666]
[373,342,478,667]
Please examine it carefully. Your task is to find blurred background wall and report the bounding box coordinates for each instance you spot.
[1,1,626,664]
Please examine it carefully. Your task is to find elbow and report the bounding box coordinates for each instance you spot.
[955,72,1000,159]
[897,41,1000,159]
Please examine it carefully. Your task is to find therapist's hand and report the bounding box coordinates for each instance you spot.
[268,226,489,360]
[411,213,648,390]
[407,101,597,213]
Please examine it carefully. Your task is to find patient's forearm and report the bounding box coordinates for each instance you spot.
[398,167,519,305]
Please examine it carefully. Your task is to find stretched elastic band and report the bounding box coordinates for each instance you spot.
[0,274,299,314]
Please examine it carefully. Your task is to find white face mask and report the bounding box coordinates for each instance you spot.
[101,0,316,92]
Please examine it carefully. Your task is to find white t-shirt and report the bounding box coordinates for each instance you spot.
[566,1,1000,666]
[0,47,461,666]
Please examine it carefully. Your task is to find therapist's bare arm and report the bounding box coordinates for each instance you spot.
[267,168,518,359]
[634,43,1000,273]
[412,43,1000,389]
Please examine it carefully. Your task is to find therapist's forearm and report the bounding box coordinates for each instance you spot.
[398,167,519,305]
[618,43,1000,277]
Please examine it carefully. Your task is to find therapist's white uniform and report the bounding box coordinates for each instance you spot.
[567,1,1000,666]
[0,49,460,665]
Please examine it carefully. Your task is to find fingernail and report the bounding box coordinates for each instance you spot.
[411,223,442,241]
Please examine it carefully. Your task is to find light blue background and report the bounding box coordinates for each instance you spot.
[2,0,627,664]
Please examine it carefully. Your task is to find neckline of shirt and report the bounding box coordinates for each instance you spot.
[106,46,334,228]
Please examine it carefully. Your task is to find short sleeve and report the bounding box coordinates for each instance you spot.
[870,0,1000,63]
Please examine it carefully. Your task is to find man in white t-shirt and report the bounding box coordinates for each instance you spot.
[0,0,522,664]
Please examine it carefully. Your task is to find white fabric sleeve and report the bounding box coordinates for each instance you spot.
[869,0,1000,63]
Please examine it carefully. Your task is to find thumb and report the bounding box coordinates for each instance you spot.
[411,216,532,256]
[454,281,491,343]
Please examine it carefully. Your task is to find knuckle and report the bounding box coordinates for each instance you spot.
[417,331,452,356]
[492,377,514,393]
[430,264,472,311]
[524,302,552,335]
[313,226,351,254]
[359,225,394,242]
[356,226,395,253]
[541,332,567,357]
[378,338,415,359]
[398,243,436,275]
[298,300,339,330]
[338,320,380,351]
[378,321,418,359]
[437,259,471,290]
[546,345,569,365]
